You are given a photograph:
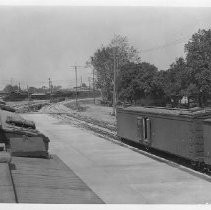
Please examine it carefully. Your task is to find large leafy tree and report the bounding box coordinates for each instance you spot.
[3,84,19,93]
[89,29,211,108]
[151,70,167,101]
[117,62,158,103]
[90,46,114,101]
[164,57,188,106]
[185,29,211,106]
[90,35,141,101]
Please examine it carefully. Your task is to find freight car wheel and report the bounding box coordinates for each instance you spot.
[203,165,210,174]
[198,162,206,173]
[206,165,211,175]
[190,161,202,171]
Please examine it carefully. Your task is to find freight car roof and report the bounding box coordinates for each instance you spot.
[204,118,211,123]
[118,106,211,117]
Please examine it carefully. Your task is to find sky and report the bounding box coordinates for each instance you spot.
[0,6,211,90]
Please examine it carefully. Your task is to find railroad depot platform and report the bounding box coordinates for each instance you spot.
[0,154,103,203]
[18,113,211,204]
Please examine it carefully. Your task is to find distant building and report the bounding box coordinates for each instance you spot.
[31,93,48,100]
[181,96,188,104]
[73,86,90,92]
[0,91,7,97]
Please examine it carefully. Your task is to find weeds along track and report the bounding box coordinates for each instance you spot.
[41,102,118,140]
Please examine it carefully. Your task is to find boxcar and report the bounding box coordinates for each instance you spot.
[117,106,211,163]
[203,119,211,167]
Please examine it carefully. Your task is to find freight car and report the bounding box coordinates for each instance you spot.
[116,106,211,169]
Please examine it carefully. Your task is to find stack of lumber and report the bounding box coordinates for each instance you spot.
[6,115,36,129]
[0,100,6,105]
[0,110,50,158]
[0,104,16,112]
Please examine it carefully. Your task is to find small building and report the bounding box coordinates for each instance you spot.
[31,93,48,100]
[0,91,7,98]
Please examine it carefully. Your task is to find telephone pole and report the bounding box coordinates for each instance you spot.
[112,49,117,116]
[27,85,29,101]
[51,80,53,97]
[18,82,21,92]
[75,66,78,107]
[88,77,91,97]
[48,78,51,102]
[93,68,95,104]
[69,65,87,108]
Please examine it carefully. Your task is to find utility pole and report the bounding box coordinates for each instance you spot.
[69,65,87,109]
[112,49,117,116]
[93,68,95,104]
[75,66,78,107]
[18,82,21,92]
[27,85,29,101]
[48,78,51,102]
[88,77,91,97]
[51,80,53,98]
[27,84,30,110]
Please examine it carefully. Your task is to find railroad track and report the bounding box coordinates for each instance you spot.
[41,102,117,140]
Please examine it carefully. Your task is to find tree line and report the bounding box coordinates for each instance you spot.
[3,84,63,94]
[89,29,211,108]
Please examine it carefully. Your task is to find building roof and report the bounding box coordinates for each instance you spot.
[31,93,46,96]
[118,106,211,118]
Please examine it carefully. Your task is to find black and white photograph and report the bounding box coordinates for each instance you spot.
[0,0,211,206]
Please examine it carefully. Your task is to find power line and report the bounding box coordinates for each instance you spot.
[141,35,190,54]
[69,65,88,108]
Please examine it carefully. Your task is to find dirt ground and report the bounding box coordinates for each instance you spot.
[64,99,116,126]
[7,100,49,113]
[39,98,117,130]
[6,98,117,135]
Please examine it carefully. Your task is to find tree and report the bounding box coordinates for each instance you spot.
[3,84,18,93]
[90,46,114,101]
[28,87,37,94]
[163,57,188,106]
[185,29,211,106]
[151,70,167,101]
[117,62,158,103]
[53,85,62,91]
[81,83,87,88]
[109,35,141,66]
[90,35,141,102]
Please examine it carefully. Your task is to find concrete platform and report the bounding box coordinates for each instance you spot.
[11,155,103,204]
[0,163,16,203]
[23,113,211,204]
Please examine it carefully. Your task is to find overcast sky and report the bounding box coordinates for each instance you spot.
[0,6,211,89]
